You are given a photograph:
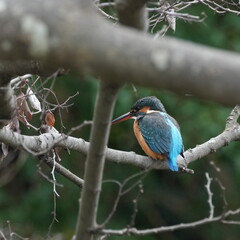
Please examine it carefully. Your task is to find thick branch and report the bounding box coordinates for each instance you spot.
[0,0,239,105]
[74,81,120,240]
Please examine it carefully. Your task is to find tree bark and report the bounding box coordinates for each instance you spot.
[74,81,120,240]
[0,105,239,173]
[0,0,239,105]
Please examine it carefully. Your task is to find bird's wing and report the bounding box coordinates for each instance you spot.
[168,115,184,155]
[168,115,180,129]
[138,113,171,155]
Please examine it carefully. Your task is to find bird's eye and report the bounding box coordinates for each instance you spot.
[131,108,138,114]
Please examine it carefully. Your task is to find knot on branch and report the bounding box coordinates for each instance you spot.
[225,105,240,130]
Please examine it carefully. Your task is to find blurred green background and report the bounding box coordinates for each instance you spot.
[1,3,240,240]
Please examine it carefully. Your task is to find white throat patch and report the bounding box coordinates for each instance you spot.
[146,110,159,114]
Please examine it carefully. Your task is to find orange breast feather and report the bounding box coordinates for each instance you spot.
[133,120,166,160]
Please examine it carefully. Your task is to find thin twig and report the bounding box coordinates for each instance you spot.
[37,163,63,187]
[127,182,144,228]
[41,155,84,188]
[10,74,32,88]
[98,170,148,229]
[96,208,240,235]
[95,171,240,236]
[221,220,240,225]
[205,172,214,219]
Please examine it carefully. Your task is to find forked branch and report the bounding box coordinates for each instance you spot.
[95,172,240,236]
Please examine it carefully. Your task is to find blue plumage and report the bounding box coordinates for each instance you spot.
[112,96,184,171]
[162,113,183,171]
[138,113,171,154]
[138,112,183,171]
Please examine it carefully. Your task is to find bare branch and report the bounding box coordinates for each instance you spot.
[40,155,84,188]
[98,170,148,229]
[37,163,64,187]
[10,74,33,87]
[0,229,7,240]
[205,172,214,219]
[202,0,240,15]
[96,172,240,236]
[221,220,240,225]
[50,151,60,197]
[127,183,144,228]
[184,105,240,166]
[74,81,120,240]
[98,208,240,236]
[0,0,240,105]
[225,105,240,130]
[0,105,239,173]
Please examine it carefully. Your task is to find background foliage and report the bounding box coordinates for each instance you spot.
[0,5,240,240]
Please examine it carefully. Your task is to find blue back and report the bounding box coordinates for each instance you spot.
[161,112,183,171]
[138,112,183,171]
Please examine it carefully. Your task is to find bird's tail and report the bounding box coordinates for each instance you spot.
[167,155,179,171]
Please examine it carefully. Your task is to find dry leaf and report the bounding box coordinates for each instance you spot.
[45,111,55,127]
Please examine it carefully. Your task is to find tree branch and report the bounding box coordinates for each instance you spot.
[0,0,239,105]
[96,172,240,236]
[40,155,84,188]
[205,172,214,219]
[0,106,239,172]
[74,81,120,240]
[184,105,240,166]
[98,208,240,236]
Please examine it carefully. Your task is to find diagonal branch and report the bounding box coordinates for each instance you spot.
[40,155,84,188]
[184,105,240,166]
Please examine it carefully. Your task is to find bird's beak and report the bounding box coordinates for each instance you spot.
[112,112,133,124]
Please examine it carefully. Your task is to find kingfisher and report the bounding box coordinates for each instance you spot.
[112,96,184,171]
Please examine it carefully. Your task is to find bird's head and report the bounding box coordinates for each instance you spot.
[112,96,166,124]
